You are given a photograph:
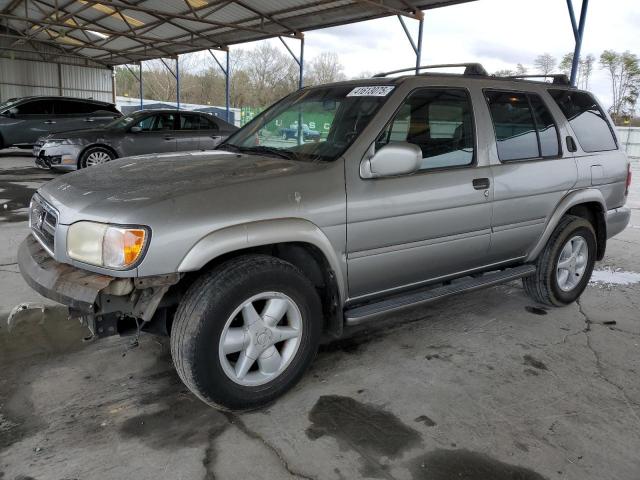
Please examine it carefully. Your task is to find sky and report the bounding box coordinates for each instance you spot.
[228,0,640,109]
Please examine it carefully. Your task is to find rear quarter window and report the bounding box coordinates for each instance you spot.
[548,89,617,153]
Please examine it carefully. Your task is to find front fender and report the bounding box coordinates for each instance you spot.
[177,218,346,302]
[525,189,606,262]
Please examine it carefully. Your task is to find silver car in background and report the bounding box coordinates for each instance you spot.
[35,109,237,170]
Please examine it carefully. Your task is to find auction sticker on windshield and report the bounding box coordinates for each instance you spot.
[347,86,395,97]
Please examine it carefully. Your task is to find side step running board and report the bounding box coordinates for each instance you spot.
[344,265,536,326]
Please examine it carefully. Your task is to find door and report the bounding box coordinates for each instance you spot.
[346,87,493,299]
[10,99,57,145]
[196,114,225,150]
[484,90,577,263]
[120,112,177,156]
[176,112,205,151]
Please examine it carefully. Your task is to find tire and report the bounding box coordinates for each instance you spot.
[282,132,288,140]
[523,215,596,306]
[79,146,115,169]
[170,255,322,410]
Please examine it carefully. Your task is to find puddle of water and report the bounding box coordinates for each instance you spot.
[589,268,640,286]
[410,449,547,480]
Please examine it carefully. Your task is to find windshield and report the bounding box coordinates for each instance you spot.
[219,84,395,162]
[105,112,145,130]
[0,98,20,113]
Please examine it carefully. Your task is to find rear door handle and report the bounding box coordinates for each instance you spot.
[44,120,56,124]
[84,118,95,122]
[472,177,490,190]
[164,136,174,140]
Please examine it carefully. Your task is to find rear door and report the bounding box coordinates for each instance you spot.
[120,112,177,156]
[176,112,204,151]
[50,99,91,133]
[196,114,224,149]
[484,89,577,263]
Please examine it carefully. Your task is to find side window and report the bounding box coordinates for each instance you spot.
[485,90,560,161]
[15,100,54,115]
[179,113,201,130]
[377,88,474,170]
[151,113,176,131]
[134,115,155,131]
[548,89,617,152]
[198,114,218,130]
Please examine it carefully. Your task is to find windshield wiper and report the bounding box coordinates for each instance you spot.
[235,145,298,161]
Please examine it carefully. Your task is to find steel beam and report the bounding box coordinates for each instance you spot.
[176,57,180,110]
[397,13,424,75]
[566,0,589,87]
[209,48,231,123]
[279,34,304,89]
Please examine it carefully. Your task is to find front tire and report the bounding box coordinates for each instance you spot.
[523,215,596,306]
[170,255,322,410]
[79,146,114,169]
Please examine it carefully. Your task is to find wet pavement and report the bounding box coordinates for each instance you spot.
[1,151,639,480]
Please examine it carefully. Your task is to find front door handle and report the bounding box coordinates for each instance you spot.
[164,136,174,140]
[44,120,56,124]
[472,177,490,190]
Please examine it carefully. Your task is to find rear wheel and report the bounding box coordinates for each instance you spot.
[523,215,596,306]
[170,255,322,410]
[79,146,114,168]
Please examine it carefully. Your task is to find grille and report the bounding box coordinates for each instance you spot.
[29,194,58,255]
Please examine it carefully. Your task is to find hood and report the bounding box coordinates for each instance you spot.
[38,150,330,224]
[45,127,111,140]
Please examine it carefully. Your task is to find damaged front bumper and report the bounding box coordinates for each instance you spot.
[17,235,180,337]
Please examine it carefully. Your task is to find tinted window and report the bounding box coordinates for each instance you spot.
[133,115,155,131]
[52,100,95,115]
[377,88,474,170]
[198,114,218,130]
[151,113,176,131]
[548,90,617,152]
[530,94,560,157]
[486,91,539,161]
[15,100,54,115]
[179,113,201,130]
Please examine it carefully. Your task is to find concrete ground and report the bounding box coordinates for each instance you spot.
[1,149,639,480]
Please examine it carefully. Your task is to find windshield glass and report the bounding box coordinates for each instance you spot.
[220,84,395,162]
[0,98,20,113]
[105,111,148,129]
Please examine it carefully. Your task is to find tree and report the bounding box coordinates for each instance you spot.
[581,54,595,89]
[558,52,595,88]
[515,63,528,75]
[306,52,346,85]
[493,69,515,77]
[600,50,640,121]
[534,53,557,76]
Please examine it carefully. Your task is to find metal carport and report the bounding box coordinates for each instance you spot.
[0,0,590,121]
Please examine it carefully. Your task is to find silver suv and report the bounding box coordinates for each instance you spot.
[17,64,631,410]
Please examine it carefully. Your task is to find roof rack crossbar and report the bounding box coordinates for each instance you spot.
[373,63,488,78]
[504,74,570,85]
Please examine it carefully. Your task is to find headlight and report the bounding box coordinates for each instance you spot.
[67,221,149,269]
[45,138,74,146]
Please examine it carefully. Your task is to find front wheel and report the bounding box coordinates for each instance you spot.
[523,215,596,306]
[79,146,114,168]
[170,255,322,410]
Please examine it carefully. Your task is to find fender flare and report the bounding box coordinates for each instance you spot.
[177,218,346,303]
[525,189,606,262]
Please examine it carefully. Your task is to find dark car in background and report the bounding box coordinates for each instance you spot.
[35,109,238,170]
[0,96,121,149]
[279,123,321,141]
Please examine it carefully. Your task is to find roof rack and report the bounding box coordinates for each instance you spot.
[504,74,570,85]
[373,63,488,78]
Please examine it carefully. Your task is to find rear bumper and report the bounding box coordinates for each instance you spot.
[606,206,631,239]
[18,235,114,313]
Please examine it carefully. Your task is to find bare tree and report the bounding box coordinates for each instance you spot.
[600,50,640,121]
[493,69,515,77]
[534,53,557,76]
[516,63,528,75]
[581,54,595,89]
[306,52,346,85]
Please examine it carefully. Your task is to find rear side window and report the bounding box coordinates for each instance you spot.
[198,114,219,130]
[548,90,617,152]
[376,88,475,170]
[485,91,560,161]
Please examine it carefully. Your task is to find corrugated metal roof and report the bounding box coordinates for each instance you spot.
[0,0,476,66]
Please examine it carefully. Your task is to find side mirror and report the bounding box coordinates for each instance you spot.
[130,126,142,133]
[360,142,422,178]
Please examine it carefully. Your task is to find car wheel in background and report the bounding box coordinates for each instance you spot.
[523,215,596,306]
[79,146,115,169]
[170,255,322,410]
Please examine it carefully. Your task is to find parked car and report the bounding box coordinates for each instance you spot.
[0,96,121,149]
[17,64,631,410]
[279,123,320,141]
[34,109,238,170]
